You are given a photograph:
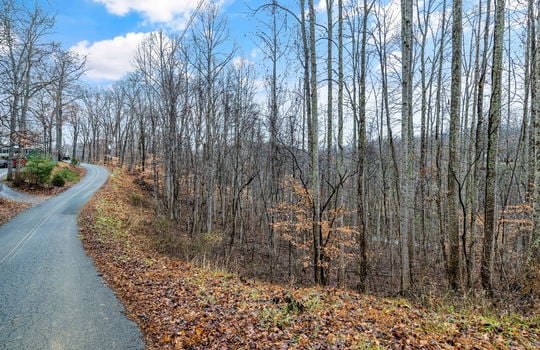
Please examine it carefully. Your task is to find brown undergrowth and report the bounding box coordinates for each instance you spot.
[79,168,540,349]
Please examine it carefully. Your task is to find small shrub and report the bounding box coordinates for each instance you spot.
[128,192,151,208]
[129,192,143,206]
[71,158,80,166]
[51,174,65,187]
[259,306,294,329]
[24,153,55,184]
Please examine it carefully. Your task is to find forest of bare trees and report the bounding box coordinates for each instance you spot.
[1,0,540,300]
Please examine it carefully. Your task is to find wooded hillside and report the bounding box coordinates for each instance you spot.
[79,170,540,349]
[2,0,540,300]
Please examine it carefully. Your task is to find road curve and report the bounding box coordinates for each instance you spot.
[0,168,46,205]
[0,164,144,350]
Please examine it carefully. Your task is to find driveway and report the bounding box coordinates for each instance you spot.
[0,164,144,349]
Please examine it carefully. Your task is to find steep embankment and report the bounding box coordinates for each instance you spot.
[79,169,540,349]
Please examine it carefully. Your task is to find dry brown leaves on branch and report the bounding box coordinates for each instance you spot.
[79,170,540,350]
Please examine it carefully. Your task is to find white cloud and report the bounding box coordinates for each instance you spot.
[250,48,261,60]
[71,32,150,82]
[233,56,253,69]
[316,0,326,12]
[92,0,201,24]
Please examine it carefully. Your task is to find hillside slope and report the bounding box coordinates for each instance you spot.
[79,170,540,349]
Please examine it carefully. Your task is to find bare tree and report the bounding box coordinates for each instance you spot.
[0,1,54,179]
[134,31,186,220]
[356,0,374,293]
[400,0,414,292]
[190,3,235,233]
[49,46,85,161]
[253,0,289,276]
[529,0,540,296]
[481,0,505,294]
[447,0,463,292]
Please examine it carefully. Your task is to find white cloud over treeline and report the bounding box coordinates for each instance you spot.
[92,0,201,24]
[71,32,150,81]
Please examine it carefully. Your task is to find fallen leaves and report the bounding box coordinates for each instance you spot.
[79,169,540,349]
[0,197,29,226]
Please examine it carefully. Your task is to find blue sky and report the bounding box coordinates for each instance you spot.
[38,0,260,84]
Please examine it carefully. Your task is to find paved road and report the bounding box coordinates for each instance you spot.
[0,164,144,350]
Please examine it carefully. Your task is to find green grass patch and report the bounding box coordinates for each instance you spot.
[54,167,80,182]
[259,306,295,329]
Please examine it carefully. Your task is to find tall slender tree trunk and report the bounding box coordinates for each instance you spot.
[471,0,492,289]
[399,0,413,292]
[416,0,432,272]
[326,0,333,173]
[55,87,64,161]
[433,0,449,280]
[337,0,345,288]
[529,0,540,296]
[481,0,505,294]
[267,0,281,277]
[447,0,463,292]
[529,3,537,210]
[308,0,322,285]
[72,120,79,160]
[356,0,371,293]
[7,96,18,181]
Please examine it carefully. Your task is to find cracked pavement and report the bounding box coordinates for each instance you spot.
[0,164,143,350]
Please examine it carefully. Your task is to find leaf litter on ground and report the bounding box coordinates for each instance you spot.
[0,197,29,226]
[79,170,540,349]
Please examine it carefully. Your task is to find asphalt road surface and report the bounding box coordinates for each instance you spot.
[0,164,144,350]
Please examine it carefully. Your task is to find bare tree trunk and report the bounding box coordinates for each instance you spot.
[308,0,322,285]
[326,0,333,174]
[529,0,540,296]
[336,0,345,288]
[447,0,463,292]
[55,86,63,161]
[416,0,433,277]
[356,0,372,293]
[469,0,492,290]
[481,0,505,295]
[399,0,413,292]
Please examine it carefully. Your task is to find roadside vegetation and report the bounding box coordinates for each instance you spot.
[0,155,84,225]
[4,153,83,195]
[79,168,540,349]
